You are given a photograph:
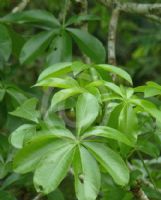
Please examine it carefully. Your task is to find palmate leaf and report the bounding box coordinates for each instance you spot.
[50,87,84,109]
[67,28,106,63]
[38,62,72,81]
[46,31,72,65]
[103,81,123,96]
[38,127,75,140]
[95,64,133,85]
[35,77,78,88]
[37,62,89,82]
[34,144,75,194]
[6,86,27,104]
[135,81,161,97]
[81,126,133,146]
[10,98,40,123]
[83,142,129,186]
[0,24,12,62]
[118,103,138,143]
[130,98,161,122]
[20,30,56,64]
[13,136,69,173]
[0,88,5,102]
[76,93,99,135]
[10,124,36,149]
[1,9,60,28]
[73,146,101,200]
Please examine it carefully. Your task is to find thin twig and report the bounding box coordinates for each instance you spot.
[32,193,43,200]
[146,14,161,23]
[12,0,30,13]
[137,151,157,191]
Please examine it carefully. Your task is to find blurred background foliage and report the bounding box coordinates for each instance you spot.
[0,0,161,200]
[1,0,161,85]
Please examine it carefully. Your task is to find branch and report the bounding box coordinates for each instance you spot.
[98,0,161,16]
[131,186,150,200]
[108,8,119,65]
[75,0,90,64]
[12,0,30,13]
[146,14,161,23]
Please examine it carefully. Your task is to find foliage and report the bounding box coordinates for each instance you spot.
[0,1,161,200]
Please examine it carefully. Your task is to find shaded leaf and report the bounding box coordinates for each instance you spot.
[96,64,132,85]
[46,31,72,65]
[0,24,12,61]
[67,28,106,63]
[20,30,55,64]
[2,9,60,28]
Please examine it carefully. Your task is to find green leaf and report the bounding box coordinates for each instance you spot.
[130,98,161,122]
[144,87,161,97]
[46,31,72,65]
[35,77,78,88]
[8,28,25,58]
[144,82,161,97]
[44,112,65,128]
[86,87,101,103]
[67,28,106,63]
[0,88,5,102]
[103,81,122,96]
[6,87,27,104]
[0,190,16,200]
[20,30,55,64]
[0,24,12,61]
[48,189,65,200]
[137,140,160,158]
[71,61,89,76]
[34,144,75,194]
[102,93,122,102]
[39,127,75,140]
[50,87,84,109]
[10,124,36,149]
[82,126,133,146]
[135,82,161,97]
[84,142,129,186]
[73,146,101,200]
[118,104,138,143]
[76,93,99,135]
[38,62,72,81]
[95,64,133,84]
[10,98,40,123]
[2,9,60,28]
[13,136,68,173]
